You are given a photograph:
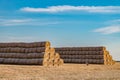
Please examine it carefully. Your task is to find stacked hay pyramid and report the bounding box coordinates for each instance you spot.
[55,47,115,65]
[0,41,63,66]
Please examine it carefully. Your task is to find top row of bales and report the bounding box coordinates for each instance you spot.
[55,47,106,51]
[0,42,50,48]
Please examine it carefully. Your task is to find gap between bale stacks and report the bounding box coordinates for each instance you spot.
[48,48,64,67]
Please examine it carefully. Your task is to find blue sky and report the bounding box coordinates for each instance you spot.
[0,0,120,60]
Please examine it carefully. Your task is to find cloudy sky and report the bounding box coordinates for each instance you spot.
[0,0,120,60]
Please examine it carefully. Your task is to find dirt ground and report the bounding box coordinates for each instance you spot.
[0,62,120,80]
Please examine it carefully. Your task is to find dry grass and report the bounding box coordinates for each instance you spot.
[0,62,120,80]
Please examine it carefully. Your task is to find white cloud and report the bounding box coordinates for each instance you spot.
[111,19,120,22]
[0,19,32,26]
[0,36,39,42]
[20,5,120,13]
[6,19,31,23]
[0,18,59,26]
[105,19,120,26]
[93,26,120,34]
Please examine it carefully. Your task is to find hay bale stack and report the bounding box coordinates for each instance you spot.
[55,47,115,65]
[0,41,63,66]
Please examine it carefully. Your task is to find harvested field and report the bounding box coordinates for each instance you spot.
[0,62,120,80]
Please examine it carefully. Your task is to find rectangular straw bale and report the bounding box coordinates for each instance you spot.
[60,55,104,59]
[0,58,44,65]
[0,41,50,48]
[0,53,45,59]
[55,47,106,51]
[57,51,105,55]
